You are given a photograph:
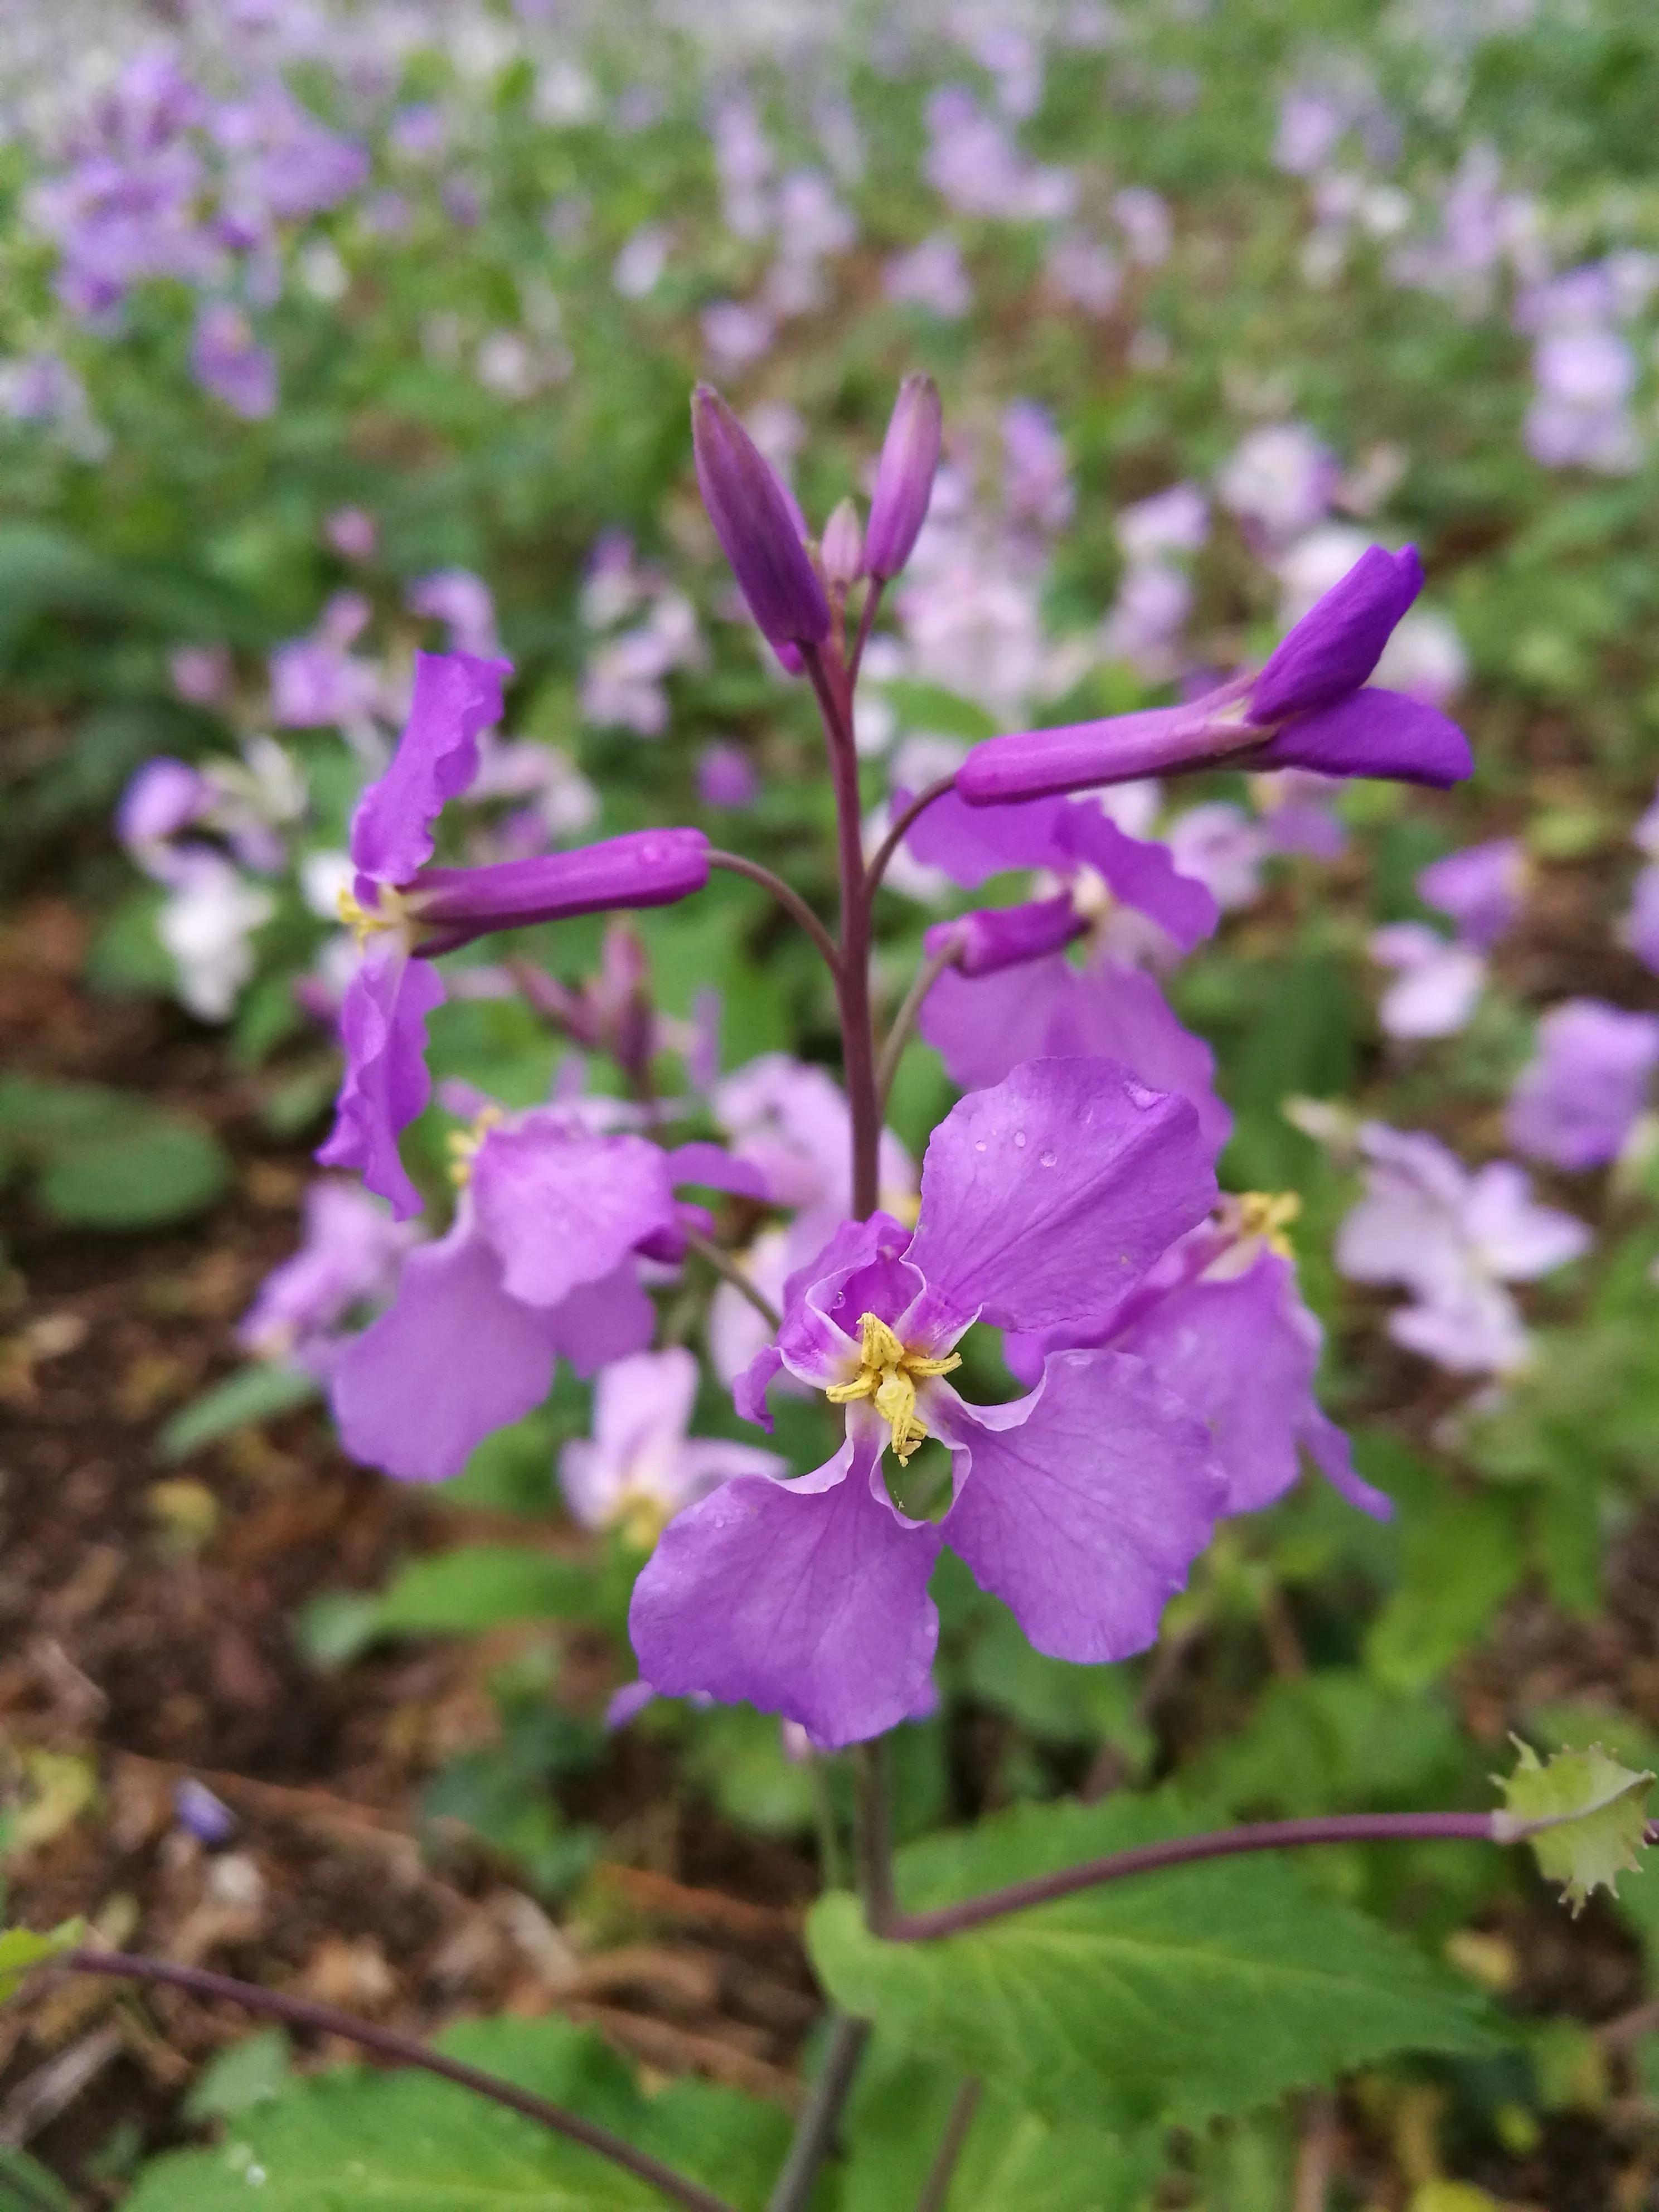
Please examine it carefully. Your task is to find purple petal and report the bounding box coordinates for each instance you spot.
[919,957,1079,1093]
[628,1421,942,1748]
[901,784,1070,887]
[691,385,831,647]
[903,1058,1218,1336]
[471,1114,677,1307]
[349,651,510,885]
[545,1262,657,1376]
[955,702,1236,807]
[927,898,1086,978]
[664,1140,772,1200]
[865,373,943,579]
[410,829,710,951]
[1058,806,1219,953]
[331,1214,564,1479]
[1249,687,1473,788]
[316,940,445,1220]
[934,1351,1224,1662]
[1505,998,1659,1171]
[734,1345,785,1432]
[1249,545,1421,723]
[1417,838,1525,950]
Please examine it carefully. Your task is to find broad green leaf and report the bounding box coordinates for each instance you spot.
[156,1365,318,1461]
[808,1797,1501,2129]
[38,1117,230,1230]
[1365,1487,1526,1692]
[1187,1671,1467,1820]
[124,2014,785,2210]
[1497,1740,1654,1914]
[372,1546,593,1636]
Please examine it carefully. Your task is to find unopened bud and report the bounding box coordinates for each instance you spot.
[821,498,865,591]
[691,386,831,648]
[865,373,942,580]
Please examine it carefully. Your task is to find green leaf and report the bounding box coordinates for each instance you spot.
[876,680,1000,742]
[125,2014,787,2210]
[807,1797,1500,2129]
[0,2145,77,2212]
[156,1365,319,1461]
[0,1919,84,2003]
[183,2029,293,2122]
[1497,1739,1655,1915]
[1365,1487,1526,1692]
[371,1546,594,1637]
[37,1117,230,1230]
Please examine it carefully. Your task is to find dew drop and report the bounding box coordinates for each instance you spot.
[1040,1149,1056,1167]
[1012,1130,1026,1147]
[245,2166,268,2189]
[973,1139,987,1152]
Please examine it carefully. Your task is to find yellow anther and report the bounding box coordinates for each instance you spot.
[615,1491,671,1551]
[823,1311,961,1466]
[337,882,413,950]
[1066,863,1117,925]
[1235,1190,1301,1257]
[446,1104,505,1187]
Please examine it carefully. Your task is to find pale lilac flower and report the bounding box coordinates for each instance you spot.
[709,91,774,240]
[697,742,758,811]
[1506,1000,1659,1171]
[1419,838,1526,949]
[118,758,210,855]
[613,223,671,299]
[960,545,1472,803]
[923,86,1074,221]
[269,592,382,729]
[1118,483,1210,564]
[408,570,500,658]
[1274,90,1349,176]
[1370,924,1486,1040]
[191,303,276,419]
[560,1348,784,1544]
[239,1179,415,1375]
[1525,329,1640,473]
[1045,230,1120,317]
[170,644,232,705]
[1217,423,1337,545]
[324,507,376,561]
[701,301,775,373]
[1002,400,1074,533]
[1164,803,1268,914]
[631,1059,1225,1745]
[884,235,972,319]
[1112,188,1172,266]
[1337,1124,1589,1375]
[155,848,274,1021]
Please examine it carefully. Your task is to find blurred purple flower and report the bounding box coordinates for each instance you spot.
[191,303,276,419]
[1419,837,1526,949]
[407,569,501,658]
[696,741,758,811]
[884,234,972,319]
[560,1347,784,1545]
[1506,999,1659,1171]
[239,1178,416,1375]
[1370,924,1486,1040]
[326,506,377,560]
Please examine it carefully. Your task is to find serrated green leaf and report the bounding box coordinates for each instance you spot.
[807,1797,1501,2129]
[125,2013,786,2209]
[1498,1740,1654,1914]
[0,1919,84,2003]
[372,1546,593,1637]
[156,1364,318,1461]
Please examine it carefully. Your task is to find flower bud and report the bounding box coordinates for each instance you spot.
[410,828,711,951]
[691,386,831,647]
[865,373,943,580]
[821,497,865,590]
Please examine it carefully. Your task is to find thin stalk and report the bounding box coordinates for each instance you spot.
[847,577,885,690]
[809,1756,848,1894]
[913,2079,981,2212]
[707,849,841,980]
[852,1741,899,1927]
[864,775,957,904]
[57,1949,737,2212]
[681,1226,782,1332]
[764,2015,870,2212]
[869,1812,1506,1941]
[802,642,881,1219]
[876,935,963,1109]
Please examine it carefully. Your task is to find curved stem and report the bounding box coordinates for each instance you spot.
[914,2079,981,2212]
[764,2014,869,2212]
[681,1226,782,1333]
[57,1948,738,2212]
[869,1812,1500,1942]
[863,775,957,905]
[875,935,963,1110]
[847,578,885,690]
[707,849,840,980]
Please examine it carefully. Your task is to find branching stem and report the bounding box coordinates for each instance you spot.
[56,1949,738,2212]
[681,1226,782,1332]
[876,934,963,1108]
[707,848,841,980]
[764,2015,869,2212]
[863,775,957,904]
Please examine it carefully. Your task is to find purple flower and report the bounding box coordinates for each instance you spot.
[884,234,972,319]
[1002,400,1073,534]
[692,385,830,649]
[174,1778,237,1846]
[560,1347,785,1545]
[957,545,1472,804]
[1506,1000,1659,1171]
[331,1105,681,1479]
[1216,423,1336,544]
[1004,1194,1390,1520]
[170,645,232,706]
[1370,924,1486,1040]
[407,569,501,658]
[239,1178,416,1376]
[1337,1123,1589,1375]
[326,506,377,560]
[865,375,942,581]
[629,1058,1225,1746]
[696,741,759,811]
[318,652,710,1216]
[1418,838,1526,950]
[191,303,276,419]
[117,757,210,853]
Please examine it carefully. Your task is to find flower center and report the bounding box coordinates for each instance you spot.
[337,882,415,950]
[445,1104,505,1187]
[1232,1189,1301,1257]
[823,1311,961,1465]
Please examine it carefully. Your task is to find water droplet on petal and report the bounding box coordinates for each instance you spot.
[973,1140,987,1152]
[1013,1131,1026,1147]
[1040,1149,1056,1167]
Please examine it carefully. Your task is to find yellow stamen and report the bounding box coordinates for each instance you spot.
[1234,1190,1301,1258]
[824,1311,961,1465]
[446,1104,505,1187]
[615,1490,671,1551]
[337,882,414,949]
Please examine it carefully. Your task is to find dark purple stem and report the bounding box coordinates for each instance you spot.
[864,775,957,904]
[707,848,841,979]
[914,2079,982,2212]
[870,1813,1501,1942]
[57,1949,739,2212]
